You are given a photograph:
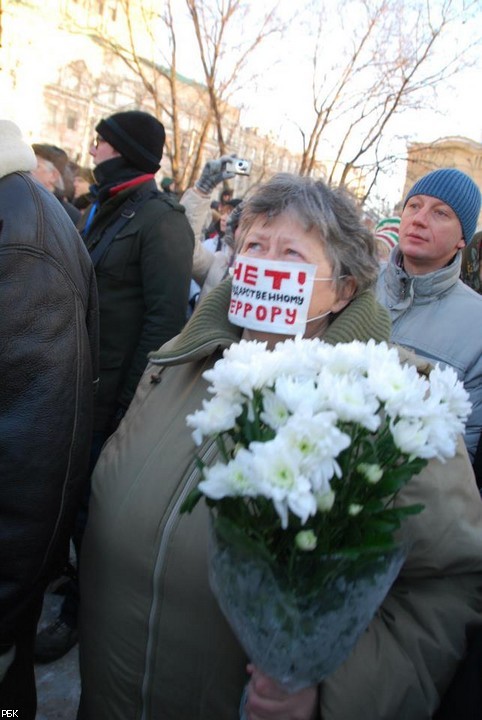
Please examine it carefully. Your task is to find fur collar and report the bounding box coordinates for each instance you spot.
[0,120,36,179]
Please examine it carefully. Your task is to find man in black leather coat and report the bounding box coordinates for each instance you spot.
[0,120,98,718]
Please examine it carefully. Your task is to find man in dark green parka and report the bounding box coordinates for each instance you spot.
[35,109,194,662]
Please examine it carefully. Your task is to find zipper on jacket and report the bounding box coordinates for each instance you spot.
[140,439,219,718]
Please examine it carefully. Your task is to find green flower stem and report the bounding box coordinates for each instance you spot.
[216,433,230,463]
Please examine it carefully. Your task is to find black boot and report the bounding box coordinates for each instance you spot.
[34,618,78,663]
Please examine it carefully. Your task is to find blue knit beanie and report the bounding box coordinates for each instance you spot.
[404,168,481,244]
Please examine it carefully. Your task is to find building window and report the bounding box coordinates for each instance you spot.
[67,114,77,130]
[46,104,57,126]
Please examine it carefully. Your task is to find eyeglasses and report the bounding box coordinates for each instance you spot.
[92,136,106,149]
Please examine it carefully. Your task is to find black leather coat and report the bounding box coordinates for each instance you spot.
[0,172,98,648]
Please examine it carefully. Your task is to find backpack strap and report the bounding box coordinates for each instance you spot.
[89,191,152,268]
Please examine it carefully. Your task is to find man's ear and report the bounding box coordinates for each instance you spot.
[332,276,357,314]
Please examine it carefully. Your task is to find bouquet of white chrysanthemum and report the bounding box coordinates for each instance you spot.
[181,337,471,690]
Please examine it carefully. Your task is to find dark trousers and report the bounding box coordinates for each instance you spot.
[0,597,43,719]
[60,431,107,628]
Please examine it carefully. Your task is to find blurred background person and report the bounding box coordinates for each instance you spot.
[160,175,178,199]
[31,143,81,224]
[73,166,95,211]
[373,216,400,261]
[461,229,482,294]
[181,156,243,313]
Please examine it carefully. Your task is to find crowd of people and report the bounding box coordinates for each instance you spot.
[1,110,481,720]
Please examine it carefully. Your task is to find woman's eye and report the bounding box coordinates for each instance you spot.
[285,247,302,258]
[243,241,262,252]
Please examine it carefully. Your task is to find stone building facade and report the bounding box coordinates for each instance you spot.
[0,0,306,193]
[1,0,371,197]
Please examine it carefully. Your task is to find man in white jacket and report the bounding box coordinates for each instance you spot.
[376,168,482,466]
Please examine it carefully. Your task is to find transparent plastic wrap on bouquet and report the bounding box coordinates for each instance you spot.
[208,518,406,693]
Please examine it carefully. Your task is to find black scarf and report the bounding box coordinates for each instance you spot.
[93,157,148,203]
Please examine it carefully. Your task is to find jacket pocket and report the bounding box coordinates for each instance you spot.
[96,228,140,282]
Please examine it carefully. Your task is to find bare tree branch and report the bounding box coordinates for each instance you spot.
[297,0,482,201]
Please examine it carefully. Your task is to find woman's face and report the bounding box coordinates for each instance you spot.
[219,209,230,235]
[238,212,353,343]
[73,176,91,198]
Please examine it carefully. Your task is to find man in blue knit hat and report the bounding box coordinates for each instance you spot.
[376,167,482,472]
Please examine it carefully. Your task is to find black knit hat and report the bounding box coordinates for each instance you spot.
[95,111,165,173]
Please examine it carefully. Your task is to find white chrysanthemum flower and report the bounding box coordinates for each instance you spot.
[203,339,275,400]
[186,396,242,445]
[389,417,434,459]
[250,439,317,528]
[273,376,320,415]
[310,459,343,494]
[282,488,318,529]
[274,412,350,491]
[314,339,371,376]
[260,388,290,429]
[426,365,472,421]
[198,449,257,499]
[368,360,428,419]
[321,373,381,431]
[427,422,458,461]
[364,340,402,370]
[416,399,464,456]
[273,334,324,378]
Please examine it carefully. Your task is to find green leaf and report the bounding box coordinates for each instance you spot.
[364,518,400,534]
[377,461,427,495]
[195,456,205,473]
[213,515,274,564]
[362,498,386,512]
[393,503,425,517]
[180,486,203,514]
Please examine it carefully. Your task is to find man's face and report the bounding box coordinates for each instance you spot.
[32,157,59,193]
[399,194,465,275]
[89,135,121,166]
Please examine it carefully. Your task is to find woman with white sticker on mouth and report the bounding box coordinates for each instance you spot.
[78,173,482,720]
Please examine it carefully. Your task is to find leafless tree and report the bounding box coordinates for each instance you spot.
[184,0,284,155]
[92,0,196,189]
[86,0,284,191]
[296,0,481,201]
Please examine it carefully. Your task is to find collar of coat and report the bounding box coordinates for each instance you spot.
[383,247,462,301]
[149,278,392,366]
